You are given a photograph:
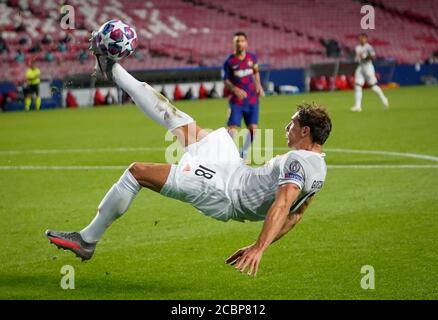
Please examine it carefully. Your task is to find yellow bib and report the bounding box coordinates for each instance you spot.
[26,68,41,85]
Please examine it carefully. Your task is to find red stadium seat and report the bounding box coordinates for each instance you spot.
[0,0,437,81]
[335,75,349,91]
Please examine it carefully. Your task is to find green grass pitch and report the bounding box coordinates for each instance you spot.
[0,85,437,299]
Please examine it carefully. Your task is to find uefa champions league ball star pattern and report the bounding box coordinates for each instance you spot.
[95,20,137,60]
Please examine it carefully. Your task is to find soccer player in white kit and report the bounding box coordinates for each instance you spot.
[46,34,332,276]
[351,33,389,112]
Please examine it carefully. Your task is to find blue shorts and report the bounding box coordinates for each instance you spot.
[227,102,259,127]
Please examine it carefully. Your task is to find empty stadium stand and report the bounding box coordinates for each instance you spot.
[0,0,437,83]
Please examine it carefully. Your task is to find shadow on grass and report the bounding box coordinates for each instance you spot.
[0,273,190,299]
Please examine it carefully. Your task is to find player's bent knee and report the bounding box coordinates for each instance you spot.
[128,162,147,181]
[128,162,159,181]
[127,162,170,192]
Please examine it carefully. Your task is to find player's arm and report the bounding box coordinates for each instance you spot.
[252,64,264,96]
[225,183,300,276]
[222,59,247,100]
[272,196,313,243]
[362,47,376,62]
[26,71,35,82]
[224,79,247,100]
[26,71,40,83]
[363,52,375,62]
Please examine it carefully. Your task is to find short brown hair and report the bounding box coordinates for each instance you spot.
[296,103,332,145]
[233,31,247,39]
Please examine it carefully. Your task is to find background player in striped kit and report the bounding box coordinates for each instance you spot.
[223,32,264,161]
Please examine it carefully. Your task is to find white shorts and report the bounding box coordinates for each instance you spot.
[160,128,243,221]
[355,63,377,86]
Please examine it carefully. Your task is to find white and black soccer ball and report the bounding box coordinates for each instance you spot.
[95,19,138,61]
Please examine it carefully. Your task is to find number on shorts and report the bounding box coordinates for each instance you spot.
[195,165,216,180]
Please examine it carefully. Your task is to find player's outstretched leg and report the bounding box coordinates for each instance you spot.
[241,124,256,161]
[24,94,31,112]
[370,84,389,109]
[46,163,170,260]
[90,41,208,147]
[351,85,363,112]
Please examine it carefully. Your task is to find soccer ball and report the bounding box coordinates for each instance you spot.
[95,19,137,60]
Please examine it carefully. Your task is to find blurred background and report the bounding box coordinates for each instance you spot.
[0,0,437,110]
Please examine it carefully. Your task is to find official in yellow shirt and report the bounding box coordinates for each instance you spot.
[25,60,41,111]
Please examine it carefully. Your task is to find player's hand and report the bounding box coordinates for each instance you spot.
[225,245,252,265]
[256,86,265,97]
[226,244,264,276]
[233,87,248,100]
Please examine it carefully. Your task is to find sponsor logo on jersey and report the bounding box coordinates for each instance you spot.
[233,68,254,78]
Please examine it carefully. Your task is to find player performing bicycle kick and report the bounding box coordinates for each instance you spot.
[46,31,332,277]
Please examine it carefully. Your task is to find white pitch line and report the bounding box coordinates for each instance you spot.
[0,164,438,171]
[0,165,126,170]
[328,164,438,169]
[1,147,438,163]
[326,148,438,163]
[0,147,165,155]
[274,147,438,162]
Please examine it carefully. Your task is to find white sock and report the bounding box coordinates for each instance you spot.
[228,128,236,140]
[112,63,194,131]
[241,131,253,159]
[354,85,362,108]
[80,167,141,243]
[370,85,387,105]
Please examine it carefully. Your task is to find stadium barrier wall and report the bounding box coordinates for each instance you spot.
[63,81,225,107]
[1,64,437,111]
[391,63,438,86]
[0,79,63,111]
[306,62,438,91]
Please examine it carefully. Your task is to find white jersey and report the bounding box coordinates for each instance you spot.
[229,150,327,221]
[355,43,375,66]
[161,128,327,222]
[354,43,378,86]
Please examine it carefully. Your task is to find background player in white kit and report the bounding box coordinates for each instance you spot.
[351,33,389,112]
[45,35,332,276]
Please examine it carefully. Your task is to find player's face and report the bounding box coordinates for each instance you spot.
[233,35,248,54]
[285,113,301,148]
[359,35,368,45]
